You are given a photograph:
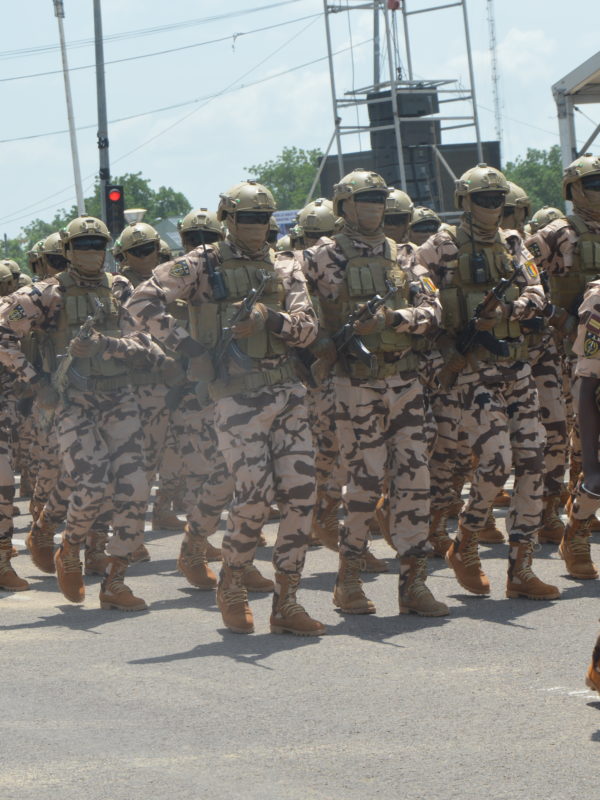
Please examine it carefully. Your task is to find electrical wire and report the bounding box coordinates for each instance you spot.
[0,12,323,84]
[0,1,305,60]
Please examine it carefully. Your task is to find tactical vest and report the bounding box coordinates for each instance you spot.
[46,272,129,390]
[441,227,525,363]
[319,233,422,379]
[188,243,295,399]
[548,214,600,311]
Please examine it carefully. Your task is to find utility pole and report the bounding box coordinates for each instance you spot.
[53,0,85,215]
[373,2,380,87]
[487,0,503,154]
[94,0,110,226]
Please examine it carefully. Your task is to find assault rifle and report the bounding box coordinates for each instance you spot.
[437,265,523,390]
[214,269,270,380]
[332,279,398,379]
[52,296,105,396]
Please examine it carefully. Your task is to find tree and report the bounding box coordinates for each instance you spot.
[244,146,323,210]
[504,145,564,215]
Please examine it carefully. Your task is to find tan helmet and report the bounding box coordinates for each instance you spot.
[332,169,389,216]
[0,263,14,284]
[60,216,111,248]
[159,239,172,262]
[42,231,63,256]
[217,181,276,221]
[385,188,413,216]
[276,234,292,252]
[27,241,45,270]
[529,205,565,233]
[1,259,20,278]
[454,163,509,209]
[563,152,600,200]
[18,272,33,287]
[298,198,337,237]
[410,205,441,227]
[267,216,280,245]
[178,208,224,238]
[118,221,160,253]
[41,232,68,275]
[504,181,531,216]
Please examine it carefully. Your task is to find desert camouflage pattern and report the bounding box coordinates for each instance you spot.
[305,377,344,504]
[0,382,17,544]
[526,217,600,275]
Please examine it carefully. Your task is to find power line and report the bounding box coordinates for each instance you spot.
[0,12,322,84]
[0,0,305,60]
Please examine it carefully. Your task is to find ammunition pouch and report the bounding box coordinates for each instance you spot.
[208,360,297,401]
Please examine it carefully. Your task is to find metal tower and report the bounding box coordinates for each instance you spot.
[487,0,503,150]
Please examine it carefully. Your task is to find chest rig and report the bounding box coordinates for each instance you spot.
[319,233,421,378]
[548,214,600,311]
[46,272,128,388]
[441,227,524,362]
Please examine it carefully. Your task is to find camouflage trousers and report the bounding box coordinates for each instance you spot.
[214,383,314,574]
[306,377,344,503]
[31,405,61,507]
[430,365,545,541]
[170,388,232,539]
[529,336,568,497]
[334,374,430,558]
[570,481,600,520]
[54,389,147,559]
[133,384,170,486]
[0,401,16,543]
[157,423,183,498]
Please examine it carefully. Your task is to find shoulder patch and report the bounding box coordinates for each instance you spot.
[584,312,600,356]
[524,260,539,279]
[420,276,439,294]
[169,260,190,278]
[8,303,25,321]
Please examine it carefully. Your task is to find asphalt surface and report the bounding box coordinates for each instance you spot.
[3,486,600,800]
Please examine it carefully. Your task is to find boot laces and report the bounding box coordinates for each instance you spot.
[515,545,536,582]
[186,538,208,566]
[34,524,55,549]
[408,559,432,601]
[571,532,592,556]
[61,547,81,574]
[461,534,481,568]
[279,574,305,617]
[344,558,364,593]
[222,571,248,607]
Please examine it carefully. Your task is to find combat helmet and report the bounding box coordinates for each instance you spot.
[60,216,111,249]
[276,234,292,252]
[563,153,600,200]
[385,188,413,216]
[332,169,388,216]
[41,232,68,274]
[529,205,565,233]
[158,239,172,263]
[217,181,276,221]
[298,198,337,240]
[454,163,509,209]
[119,221,160,253]
[504,181,531,215]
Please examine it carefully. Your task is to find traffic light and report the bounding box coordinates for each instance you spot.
[104,184,125,237]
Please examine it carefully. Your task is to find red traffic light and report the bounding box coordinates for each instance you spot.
[108,188,122,203]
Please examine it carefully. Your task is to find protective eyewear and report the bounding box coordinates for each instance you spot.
[384,213,410,225]
[127,241,157,258]
[235,211,271,225]
[471,192,505,209]
[46,254,68,269]
[581,175,600,191]
[411,220,440,233]
[71,236,107,251]
[355,191,388,204]
[184,230,221,247]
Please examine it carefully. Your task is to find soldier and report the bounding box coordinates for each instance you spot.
[0,215,163,611]
[527,153,600,576]
[158,239,172,264]
[417,163,559,601]
[502,181,531,236]
[2,259,32,289]
[267,216,280,246]
[528,206,565,235]
[303,168,448,617]
[409,206,442,247]
[125,181,325,636]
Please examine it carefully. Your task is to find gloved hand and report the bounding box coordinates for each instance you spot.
[231,302,269,339]
[548,306,577,334]
[162,357,186,386]
[69,331,106,358]
[186,352,215,383]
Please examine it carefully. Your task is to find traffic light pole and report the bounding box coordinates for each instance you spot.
[94,0,110,225]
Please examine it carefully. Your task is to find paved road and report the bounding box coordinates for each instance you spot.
[3,490,600,800]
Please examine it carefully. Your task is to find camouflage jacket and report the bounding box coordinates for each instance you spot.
[574,279,600,379]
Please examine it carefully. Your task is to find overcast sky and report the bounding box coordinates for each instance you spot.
[1,0,598,238]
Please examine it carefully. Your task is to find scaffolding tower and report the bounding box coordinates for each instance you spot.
[319,0,496,215]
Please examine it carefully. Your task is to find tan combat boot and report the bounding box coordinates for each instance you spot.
[448,473,467,518]
[177,529,217,589]
[585,634,600,694]
[26,511,57,574]
[29,498,44,524]
[428,509,453,558]
[130,543,151,563]
[152,490,185,531]
[445,526,490,595]
[242,563,274,593]
[217,564,254,633]
[84,533,110,576]
[537,495,565,545]
[99,556,147,611]
[506,540,560,600]
[559,517,598,579]
[0,539,29,591]
[374,494,395,550]
[205,538,222,562]
[398,555,448,617]
[333,553,376,614]
[270,572,326,636]
[493,489,511,508]
[478,507,505,544]
[54,537,84,603]
[312,492,340,551]
[361,546,389,573]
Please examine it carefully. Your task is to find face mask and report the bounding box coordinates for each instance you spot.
[383,219,409,243]
[229,218,269,254]
[344,198,385,234]
[0,280,16,297]
[68,249,106,276]
[464,196,503,232]
[125,251,159,277]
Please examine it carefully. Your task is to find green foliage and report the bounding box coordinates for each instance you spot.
[6,172,191,273]
[504,145,564,215]
[244,146,323,210]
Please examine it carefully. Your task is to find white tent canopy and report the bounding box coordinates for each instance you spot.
[553,51,600,169]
